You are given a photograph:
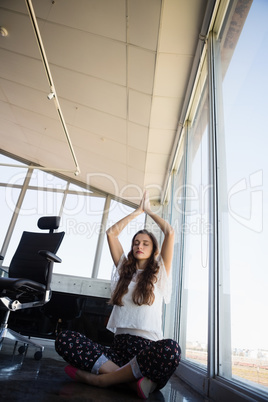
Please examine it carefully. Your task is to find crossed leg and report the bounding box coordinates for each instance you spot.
[66,359,156,399]
[73,360,135,388]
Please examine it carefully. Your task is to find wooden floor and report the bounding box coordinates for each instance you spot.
[0,337,209,402]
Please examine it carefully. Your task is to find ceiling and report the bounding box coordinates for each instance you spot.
[0,0,208,204]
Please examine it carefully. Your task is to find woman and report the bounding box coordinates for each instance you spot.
[55,191,181,399]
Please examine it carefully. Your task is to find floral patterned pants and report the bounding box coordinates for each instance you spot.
[55,330,181,389]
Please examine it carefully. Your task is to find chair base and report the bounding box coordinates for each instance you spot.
[0,326,44,360]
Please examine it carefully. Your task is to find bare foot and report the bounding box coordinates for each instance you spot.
[75,369,105,387]
[66,362,138,391]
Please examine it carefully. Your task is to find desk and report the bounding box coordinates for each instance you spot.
[51,273,111,298]
[5,290,113,345]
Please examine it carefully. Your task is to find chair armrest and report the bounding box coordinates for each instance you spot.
[38,250,62,263]
[38,250,62,292]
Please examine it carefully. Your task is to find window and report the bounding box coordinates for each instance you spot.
[216,0,268,392]
[0,152,143,280]
[0,154,27,249]
[180,83,209,367]
[163,147,186,341]
[60,190,106,277]
[3,169,67,266]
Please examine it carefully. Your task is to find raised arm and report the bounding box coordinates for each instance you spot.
[142,191,174,275]
[106,201,144,266]
[106,191,174,274]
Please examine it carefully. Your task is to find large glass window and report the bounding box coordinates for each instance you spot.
[216,0,268,391]
[180,84,209,367]
[163,149,186,341]
[0,154,27,249]
[3,169,67,265]
[0,153,141,280]
[60,191,106,277]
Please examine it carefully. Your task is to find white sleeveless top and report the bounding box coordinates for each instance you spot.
[106,254,172,341]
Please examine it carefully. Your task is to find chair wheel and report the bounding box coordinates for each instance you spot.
[18,345,26,354]
[34,351,42,360]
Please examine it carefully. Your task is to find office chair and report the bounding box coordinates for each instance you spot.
[0,216,65,360]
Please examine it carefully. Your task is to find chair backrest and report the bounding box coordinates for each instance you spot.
[8,230,65,285]
[38,216,61,232]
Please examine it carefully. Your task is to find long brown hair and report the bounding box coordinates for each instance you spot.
[109,229,160,306]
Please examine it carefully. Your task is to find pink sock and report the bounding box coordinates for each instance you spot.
[64,365,78,380]
[137,377,157,399]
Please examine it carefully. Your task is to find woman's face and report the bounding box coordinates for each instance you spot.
[132,233,153,261]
